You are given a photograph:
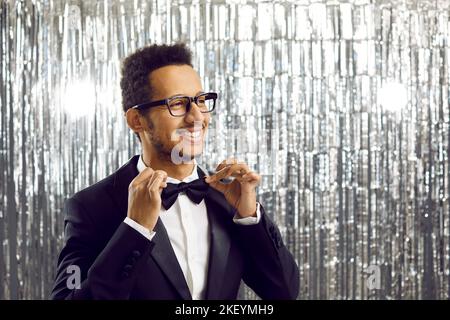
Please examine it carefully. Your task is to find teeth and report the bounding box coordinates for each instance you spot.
[187,131,201,138]
[184,131,201,139]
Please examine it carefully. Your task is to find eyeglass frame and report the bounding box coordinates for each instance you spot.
[131,92,218,117]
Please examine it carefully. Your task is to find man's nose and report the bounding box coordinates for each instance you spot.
[185,102,205,123]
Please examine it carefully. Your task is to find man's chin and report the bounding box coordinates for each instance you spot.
[170,143,204,163]
[181,145,203,159]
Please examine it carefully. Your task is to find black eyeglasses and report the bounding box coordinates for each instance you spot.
[131,92,218,117]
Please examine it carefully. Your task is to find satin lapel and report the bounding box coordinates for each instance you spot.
[150,218,192,300]
[203,186,233,300]
[112,155,140,220]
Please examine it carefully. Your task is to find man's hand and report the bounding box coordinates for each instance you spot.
[205,158,261,218]
[127,167,168,231]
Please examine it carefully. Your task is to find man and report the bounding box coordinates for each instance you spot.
[51,43,299,300]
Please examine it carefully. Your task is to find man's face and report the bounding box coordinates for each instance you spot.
[141,64,210,162]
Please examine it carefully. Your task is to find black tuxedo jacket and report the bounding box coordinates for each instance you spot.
[51,155,299,300]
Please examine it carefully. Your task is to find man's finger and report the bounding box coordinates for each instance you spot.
[206,165,231,182]
[146,170,167,187]
[148,171,167,195]
[215,158,238,172]
[242,172,261,184]
[209,163,249,182]
[130,167,154,188]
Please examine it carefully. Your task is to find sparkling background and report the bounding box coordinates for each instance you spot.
[0,0,449,299]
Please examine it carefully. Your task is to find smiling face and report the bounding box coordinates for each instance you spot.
[139,64,211,162]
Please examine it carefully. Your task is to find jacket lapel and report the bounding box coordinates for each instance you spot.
[111,155,139,217]
[112,155,192,300]
[149,219,192,300]
[197,166,233,299]
[204,193,232,299]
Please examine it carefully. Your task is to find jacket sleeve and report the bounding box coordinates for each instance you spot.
[50,197,154,300]
[234,204,300,300]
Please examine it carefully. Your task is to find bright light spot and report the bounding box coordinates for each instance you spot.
[377,81,407,113]
[63,81,96,119]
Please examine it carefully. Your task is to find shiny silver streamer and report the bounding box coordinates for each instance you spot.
[0,0,449,300]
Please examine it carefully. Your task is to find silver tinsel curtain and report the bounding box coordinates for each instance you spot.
[0,0,449,300]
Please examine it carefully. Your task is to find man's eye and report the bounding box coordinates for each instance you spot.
[170,100,185,108]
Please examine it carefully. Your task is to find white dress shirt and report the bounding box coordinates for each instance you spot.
[124,155,261,299]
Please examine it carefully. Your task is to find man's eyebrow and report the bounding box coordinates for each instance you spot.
[167,91,205,98]
[166,93,185,99]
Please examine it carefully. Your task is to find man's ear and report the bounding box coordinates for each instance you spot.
[125,108,146,136]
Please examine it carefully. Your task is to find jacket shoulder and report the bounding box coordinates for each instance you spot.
[66,155,139,222]
[71,171,116,206]
[71,155,139,203]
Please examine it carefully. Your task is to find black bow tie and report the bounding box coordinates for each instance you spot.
[161,176,209,210]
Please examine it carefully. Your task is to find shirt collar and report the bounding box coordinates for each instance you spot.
[137,155,199,184]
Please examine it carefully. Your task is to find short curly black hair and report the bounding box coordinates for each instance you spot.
[120,43,193,113]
